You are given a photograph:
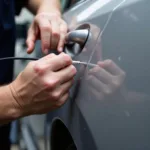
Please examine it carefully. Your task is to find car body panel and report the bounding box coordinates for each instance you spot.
[48,0,150,150]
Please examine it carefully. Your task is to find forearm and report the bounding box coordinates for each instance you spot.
[0,85,21,124]
[26,0,61,15]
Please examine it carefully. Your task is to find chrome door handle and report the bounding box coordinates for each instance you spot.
[65,29,89,45]
[64,29,89,58]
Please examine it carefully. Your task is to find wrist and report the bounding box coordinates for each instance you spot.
[38,7,61,17]
[7,82,23,120]
[37,0,61,17]
[0,85,23,123]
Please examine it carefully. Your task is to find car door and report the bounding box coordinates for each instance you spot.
[48,0,114,149]
[48,0,150,150]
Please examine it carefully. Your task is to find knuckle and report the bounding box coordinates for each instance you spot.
[48,13,55,18]
[36,13,45,19]
[70,65,77,75]
[40,13,46,18]
[62,54,72,64]
[44,78,59,89]
[51,14,59,19]
[55,102,62,107]
[56,100,64,107]
[52,91,61,100]
[52,32,60,38]
[56,94,69,107]
[35,15,42,23]
[33,63,46,75]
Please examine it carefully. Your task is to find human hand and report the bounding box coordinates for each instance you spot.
[9,53,76,116]
[86,60,126,101]
[26,12,68,54]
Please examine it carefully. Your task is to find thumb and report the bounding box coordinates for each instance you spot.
[26,24,37,54]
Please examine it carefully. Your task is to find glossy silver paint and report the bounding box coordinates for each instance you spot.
[49,0,150,150]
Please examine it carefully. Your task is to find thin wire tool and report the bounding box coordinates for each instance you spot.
[0,57,98,67]
[73,60,98,67]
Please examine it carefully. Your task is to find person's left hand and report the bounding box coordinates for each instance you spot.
[26,12,68,54]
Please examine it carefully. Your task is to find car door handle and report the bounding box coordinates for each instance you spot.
[65,29,89,45]
[64,29,89,58]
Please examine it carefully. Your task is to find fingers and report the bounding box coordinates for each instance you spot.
[41,64,76,92]
[36,17,52,54]
[51,21,60,50]
[54,79,73,98]
[60,79,74,95]
[33,53,73,80]
[55,65,76,84]
[42,63,75,90]
[44,78,73,111]
[26,23,37,54]
[32,13,68,54]
[56,93,69,107]
[34,53,56,71]
[57,22,68,52]
[47,53,72,71]
[36,18,66,53]
[98,60,125,76]
[35,53,76,89]
[40,53,56,62]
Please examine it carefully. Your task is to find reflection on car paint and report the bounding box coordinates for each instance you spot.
[77,0,112,21]
[87,0,126,65]
[46,1,150,150]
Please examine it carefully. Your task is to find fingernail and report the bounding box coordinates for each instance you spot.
[58,47,63,52]
[44,49,49,54]
[27,48,30,53]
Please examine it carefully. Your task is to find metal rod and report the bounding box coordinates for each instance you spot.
[73,61,98,67]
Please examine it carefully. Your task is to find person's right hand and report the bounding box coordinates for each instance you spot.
[9,53,76,116]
